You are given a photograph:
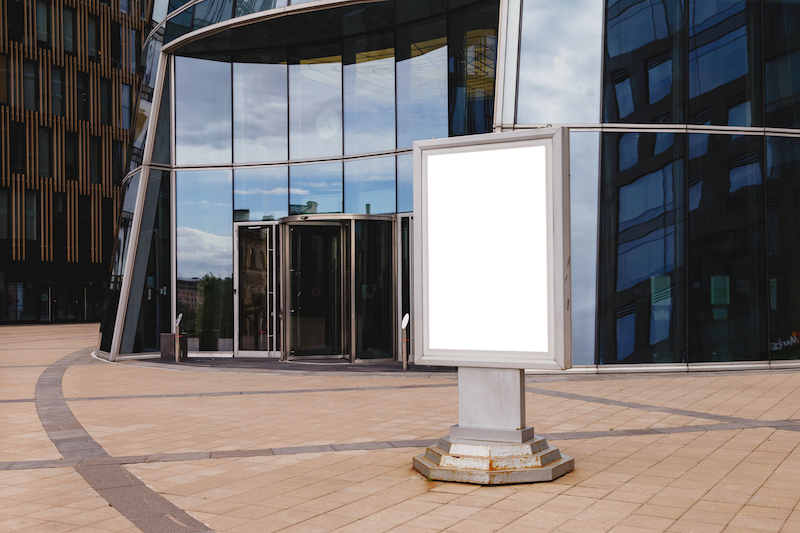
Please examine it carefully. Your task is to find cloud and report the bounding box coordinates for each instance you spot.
[176,226,232,279]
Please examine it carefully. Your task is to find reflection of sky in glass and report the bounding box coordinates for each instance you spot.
[397,24,448,147]
[517,0,602,124]
[289,58,342,159]
[606,0,671,58]
[234,62,288,163]
[397,153,413,213]
[570,132,599,365]
[289,162,343,214]
[344,156,395,214]
[344,51,395,154]
[176,170,232,279]
[234,167,289,221]
[175,56,232,165]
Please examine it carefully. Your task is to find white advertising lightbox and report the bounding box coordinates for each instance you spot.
[413,128,571,370]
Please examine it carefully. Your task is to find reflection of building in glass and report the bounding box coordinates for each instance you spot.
[98,0,800,370]
[1,0,145,324]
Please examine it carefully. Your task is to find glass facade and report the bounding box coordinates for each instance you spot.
[102,0,800,367]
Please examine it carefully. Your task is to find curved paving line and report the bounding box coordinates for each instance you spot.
[34,347,214,533]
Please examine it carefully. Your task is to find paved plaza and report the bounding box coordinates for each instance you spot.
[2,325,800,532]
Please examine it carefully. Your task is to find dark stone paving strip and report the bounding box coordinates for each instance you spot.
[34,348,214,533]
[0,364,52,368]
[526,386,753,424]
[0,398,35,403]
[60,382,458,403]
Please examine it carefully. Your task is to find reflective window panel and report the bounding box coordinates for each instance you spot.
[151,70,171,165]
[343,31,395,155]
[688,134,766,361]
[176,170,233,351]
[603,0,684,123]
[766,136,800,360]
[234,166,289,221]
[99,172,141,353]
[235,0,287,18]
[344,156,396,214]
[448,0,499,136]
[192,0,234,30]
[355,220,393,359]
[598,132,685,365]
[517,0,603,124]
[289,162,343,215]
[397,17,448,148]
[397,153,413,213]
[289,43,343,160]
[238,225,280,351]
[570,132,600,365]
[175,55,232,165]
[233,52,288,163]
[120,170,171,353]
[764,0,800,128]
[688,0,762,127]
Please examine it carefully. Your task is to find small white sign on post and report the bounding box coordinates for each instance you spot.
[413,128,571,370]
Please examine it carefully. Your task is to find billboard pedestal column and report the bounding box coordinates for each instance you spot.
[413,367,573,485]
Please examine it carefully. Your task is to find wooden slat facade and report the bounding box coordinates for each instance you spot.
[0,0,146,321]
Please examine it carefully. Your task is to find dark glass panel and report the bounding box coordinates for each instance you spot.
[603,0,684,123]
[598,132,685,364]
[289,43,343,160]
[111,22,122,68]
[36,0,49,44]
[688,134,766,361]
[25,191,38,241]
[175,55,232,165]
[130,29,139,73]
[289,162,343,215]
[234,167,288,221]
[151,74,171,165]
[38,127,51,178]
[192,0,234,30]
[570,132,600,365]
[766,136,800,360]
[9,122,25,174]
[397,153,412,213]
[120,170,171,353]
[112,140,124,186]
[355,220,393,359]
[51,67,64,116]
[517,0,603,124]
[764,0,800,128]
[233,51,288,163]
[77,73,89,121]
[0,55,7,104]
[448,0,498,136]
[99,172,142,352]
[164,10,194,44]
[129,35,161,170]
[7,0,23,43]
[688,0,762,127]
[176,170,233,351]
[23,61,37,111]
[235,0,287,17]
[88,16,99,60]
[64,8,76,54]
[289,224,342,356]
[89,136,101,184]
[400,217,411,361]
[0,189,8,239]
[344,156,395,214]
[78,195,91,262]
[343,31,395,154]
[397,17,448,147]
[237,225,280,351]
[65,132,78,181]
[121,83,131,130]
[100,78,111,126]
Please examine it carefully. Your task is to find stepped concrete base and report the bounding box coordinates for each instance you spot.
[413,435,574,485]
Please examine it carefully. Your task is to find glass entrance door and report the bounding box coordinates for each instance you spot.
[235,224,281,356]
[288,224,345,357]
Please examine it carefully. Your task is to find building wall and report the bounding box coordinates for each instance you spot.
[0,0,145,322]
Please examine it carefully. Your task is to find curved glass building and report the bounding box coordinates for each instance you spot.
[98,0,800,370]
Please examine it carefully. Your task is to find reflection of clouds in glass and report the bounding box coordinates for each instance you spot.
[290,61,343,159]
[397,45,448,147]
[344,55,396,154]
[345,156,396,214]
[234,63,288,163]
[290,162,343,213]
[175,56,232,165]
[234,187,309,196]
[569,132,600,365]
[517,0,603,124]
[176,226,232,279]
